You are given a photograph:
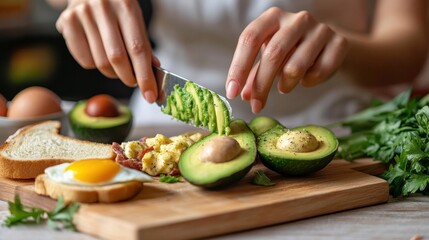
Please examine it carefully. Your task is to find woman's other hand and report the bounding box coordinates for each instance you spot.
[225,7,348,113]
[56,0,159,103]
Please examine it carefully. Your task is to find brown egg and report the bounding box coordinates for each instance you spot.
[7,87,62,119]
[85,94,120,117]
[0,94,7,117]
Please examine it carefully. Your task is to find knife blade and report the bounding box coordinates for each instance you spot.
[153,66,233,133]
[153,66,232,113]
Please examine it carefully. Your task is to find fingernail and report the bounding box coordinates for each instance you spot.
[144,90,156,103]
[226,81,239,99]
[241,92,249,101]
[251,99,263,113]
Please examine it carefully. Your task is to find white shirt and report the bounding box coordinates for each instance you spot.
[131,0,374,136]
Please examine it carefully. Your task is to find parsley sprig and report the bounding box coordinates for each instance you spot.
[159,174,181,183]
[337,88,429,197]
[252,170,276,186]
[3,195,80,230]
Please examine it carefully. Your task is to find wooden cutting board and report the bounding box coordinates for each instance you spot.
[0,158,389,240]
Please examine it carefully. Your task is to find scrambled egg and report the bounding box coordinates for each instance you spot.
[121,132,204,176]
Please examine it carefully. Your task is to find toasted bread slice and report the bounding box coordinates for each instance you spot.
[0,121,115,179]
[35,174,143,203]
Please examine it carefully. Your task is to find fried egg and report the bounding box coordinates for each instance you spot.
[45,159,152,186]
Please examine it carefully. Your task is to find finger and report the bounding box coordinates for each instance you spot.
[278,71,300,94]
[115,1,157,103]
[152,54,161,67]
[252,12,312,103]
[76,3,117,78]
[58,11,95,69]
[241,60,260,102]
[226,7,282,99]
[301,35,348,87]
[279,23,333,92]
[92,1,137,87]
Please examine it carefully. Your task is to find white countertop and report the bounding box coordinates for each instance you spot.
[1,195,428,240]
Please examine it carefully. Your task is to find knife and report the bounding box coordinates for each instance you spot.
[152,66,232,133]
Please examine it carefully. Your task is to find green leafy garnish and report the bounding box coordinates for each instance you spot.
[3,195,80,231]
[252,170,276,186]
[159,174,181,183]
[337,88,429,197]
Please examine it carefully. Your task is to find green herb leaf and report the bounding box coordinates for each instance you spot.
[159,174,181,183]
[4,195,46,227]
[3,195,80,231]
[402,174,429,195]
[252,170,276,186]
[46,197,80,231]
[339,88,429,197]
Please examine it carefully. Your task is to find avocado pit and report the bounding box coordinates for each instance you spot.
[85,94,120,117]
[69,94,132,143]
[276,130,319,153]
[200,136,242,163]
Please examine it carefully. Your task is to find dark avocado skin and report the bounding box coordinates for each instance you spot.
[260,150,336,176]
[198,164,254,189]
[69,119,132,144]
[69,101,132,144]
[249,116,282,137]
[257,125,338,176]
[179,119,256,189]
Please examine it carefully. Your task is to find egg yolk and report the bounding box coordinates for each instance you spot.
[64,159,120,184]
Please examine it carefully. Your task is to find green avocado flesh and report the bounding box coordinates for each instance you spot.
[179,119,256,188]
[258,125,338,176]
[162,82,230,135]
[248,115,282,137]
[69,101,132,143]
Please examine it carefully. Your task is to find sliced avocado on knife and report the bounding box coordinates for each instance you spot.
[162,81,231,135]
[212,91,230,135]
[184,82,203,126]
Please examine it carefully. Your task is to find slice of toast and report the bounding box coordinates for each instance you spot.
[0,121,115,179]
[35,174,143,203]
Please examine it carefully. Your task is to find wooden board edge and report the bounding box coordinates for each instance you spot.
[137,180,389,240]
[0,179,57,210]
[331,158,387,176]
[74,174,389,240]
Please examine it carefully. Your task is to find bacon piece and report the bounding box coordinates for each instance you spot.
[137,146,154,161]
[168,168,181,176]
[112,142,126,162]
[112,142,144,170]
[117,158,142,171]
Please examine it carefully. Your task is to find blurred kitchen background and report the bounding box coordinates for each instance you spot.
[0,0,152,102]
[0,0,428,102]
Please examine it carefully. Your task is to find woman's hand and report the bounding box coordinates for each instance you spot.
[56,0,159,103]
[225,7,348,113]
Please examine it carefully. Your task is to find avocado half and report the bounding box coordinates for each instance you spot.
[258,125,338,176]
[248,115,282,137]
[179,119,257,188]
[69,101,132,143]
